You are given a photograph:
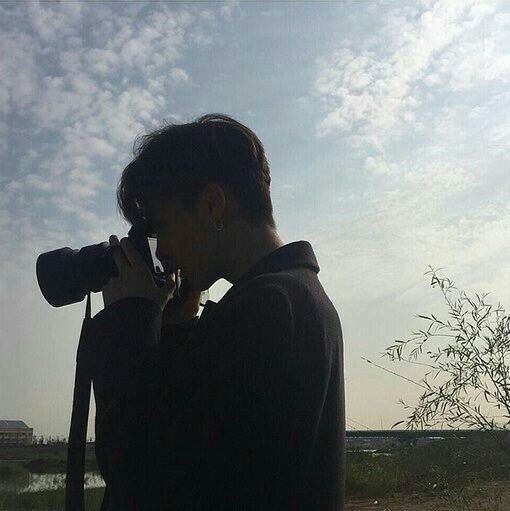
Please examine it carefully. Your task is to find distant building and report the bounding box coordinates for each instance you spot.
[0,420,33,445]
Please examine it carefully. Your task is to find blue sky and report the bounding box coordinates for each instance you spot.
[1,0,510,438]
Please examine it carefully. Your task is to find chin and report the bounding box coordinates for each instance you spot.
[180,271,197,291]
[181,267,216,292]
[187,276,210,293]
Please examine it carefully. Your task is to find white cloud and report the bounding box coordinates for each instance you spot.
[26,0,84,44]
[220,0,241,22]
[5,180,23,193]
[260,8,282,18]
[306,0,510,326]
[313,0,507,148]
[487,118,510,157]
[199,9,216,23]
[0,0,509,436]
[25,173,55,192]
[0,26,39,158]
[364,157,400,178]
[0,31,39,113]
[0,208,11,226]
[0,1,243,440]
[169,67,190,85]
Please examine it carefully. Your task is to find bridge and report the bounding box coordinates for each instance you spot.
[346,429,510,448]
[347,429,510,438]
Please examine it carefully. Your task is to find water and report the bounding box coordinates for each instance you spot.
[0,450,387,493]
[0,470,105,493]
[348,449,394,456]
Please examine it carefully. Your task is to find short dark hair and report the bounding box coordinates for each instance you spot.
[116,113,276,231]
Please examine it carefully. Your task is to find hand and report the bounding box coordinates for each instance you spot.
[102,235,176,311]
[162,288,202,326]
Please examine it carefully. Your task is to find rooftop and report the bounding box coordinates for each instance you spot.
[0,420,31,430]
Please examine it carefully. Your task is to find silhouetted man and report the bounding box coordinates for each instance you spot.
[90,113,346,510]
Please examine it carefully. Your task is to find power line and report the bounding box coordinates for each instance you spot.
[360,355,507,432]
[361,356,428,390]
[346,416,371,430]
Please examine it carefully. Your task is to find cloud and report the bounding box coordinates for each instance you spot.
[168,67,191,85]
[220,0,241,22]
[305,0,510,318]
[0,31,39,115]
[25,173,55,192]
[306,138,509,310]
[313,0,507,148]
[2,0,508,438]
[26,0,84,43]
[0,0,243,349]
[364,157,400,178]
[260,8,282,18]
[2,0,219,233]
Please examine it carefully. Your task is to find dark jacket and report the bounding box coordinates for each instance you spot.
[89,240,345,510]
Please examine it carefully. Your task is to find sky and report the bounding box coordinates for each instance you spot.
[1,0,510,439]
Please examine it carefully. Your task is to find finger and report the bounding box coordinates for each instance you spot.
[163,272,177,292]
[109,235,130,272]
[159,274,177,307]
[119,237,146,268]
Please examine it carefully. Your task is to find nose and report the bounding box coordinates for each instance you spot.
[156,252,177,272]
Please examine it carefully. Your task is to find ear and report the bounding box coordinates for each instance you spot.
[197,183,227,223]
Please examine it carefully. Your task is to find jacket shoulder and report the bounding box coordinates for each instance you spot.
[243,269,342,339]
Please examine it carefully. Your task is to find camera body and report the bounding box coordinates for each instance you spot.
[36,219,189,308]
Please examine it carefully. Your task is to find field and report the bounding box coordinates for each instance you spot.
[345,434,510,510]
[0,435,509,510]
[0,443,97,473]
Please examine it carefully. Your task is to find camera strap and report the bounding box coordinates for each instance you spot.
[65,292,93,511]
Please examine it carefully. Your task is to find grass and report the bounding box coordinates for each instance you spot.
[0,452,104,511]
[346,435,510,500]
[346,450,404,498]
[0,487,104,511]
[1,436,510,509]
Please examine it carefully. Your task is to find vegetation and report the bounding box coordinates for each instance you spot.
[384,266,510,448]
[4,268,510,508]
[1,436,509,509]
[0,487,104,511]
[346,434,510,499]
[379,266,510,509]
[0,443,98,473]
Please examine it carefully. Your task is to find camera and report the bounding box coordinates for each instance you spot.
[36,219,190,308]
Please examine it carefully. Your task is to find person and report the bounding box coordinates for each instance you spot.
[89,113,345,510]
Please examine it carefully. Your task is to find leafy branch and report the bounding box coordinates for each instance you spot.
[383,266,510,456]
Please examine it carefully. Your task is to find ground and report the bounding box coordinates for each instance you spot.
[345,480,510,510]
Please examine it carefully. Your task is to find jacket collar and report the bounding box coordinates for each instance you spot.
[231,240,320,289]
[200,240,319,318]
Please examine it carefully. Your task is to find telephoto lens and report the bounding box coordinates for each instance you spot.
[36,219,170,307]
[36,242,118,307]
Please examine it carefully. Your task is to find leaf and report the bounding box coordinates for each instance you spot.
[391,420,406,429]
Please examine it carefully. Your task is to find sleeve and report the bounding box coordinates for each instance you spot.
[88,297,198,510]
[90,297,162,418]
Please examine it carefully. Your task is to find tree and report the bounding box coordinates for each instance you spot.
[383,266,510,455]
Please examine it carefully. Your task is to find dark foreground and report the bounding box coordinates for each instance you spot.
[1,436,509,510]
